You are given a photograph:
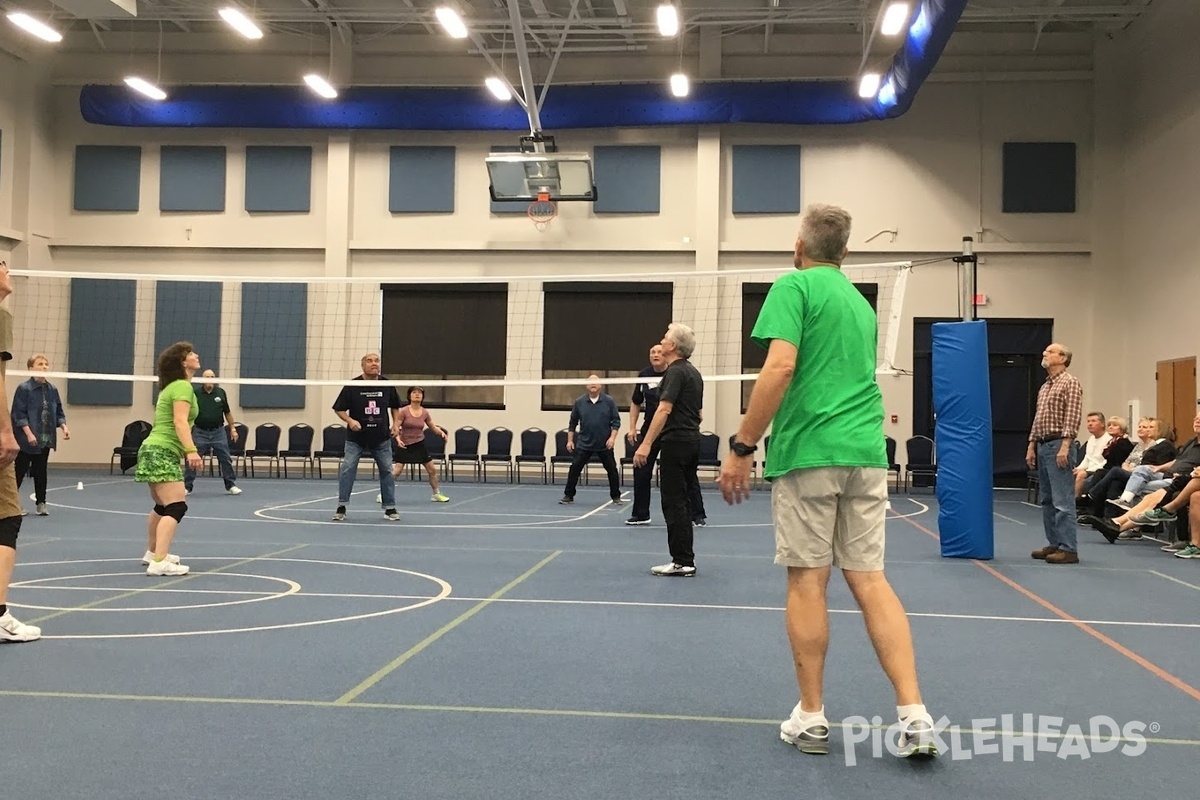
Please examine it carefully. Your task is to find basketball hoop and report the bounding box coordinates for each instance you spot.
[527,191,557,232]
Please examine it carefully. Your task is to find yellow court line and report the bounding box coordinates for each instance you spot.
[333,550,563,705]
[26,544,309,625]
[0,689,1195,748]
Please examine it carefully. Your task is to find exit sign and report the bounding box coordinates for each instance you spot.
[973,293,989,305]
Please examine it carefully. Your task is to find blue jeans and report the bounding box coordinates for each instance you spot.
[184,427,238,490]
[339,438,395,507]
[1038,441,1077,552]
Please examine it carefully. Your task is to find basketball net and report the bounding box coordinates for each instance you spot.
[527,191,557,232]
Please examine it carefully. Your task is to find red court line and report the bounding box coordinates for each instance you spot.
[897,513,1200,703]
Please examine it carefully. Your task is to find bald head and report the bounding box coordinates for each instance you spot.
[586,374,602,397]
[202,369,216,390]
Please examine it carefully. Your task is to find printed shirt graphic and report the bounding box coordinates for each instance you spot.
[333,377,401,445]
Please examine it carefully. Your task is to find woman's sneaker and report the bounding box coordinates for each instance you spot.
[431,493,449,502]
[0,611,41,642]
[780,704,830,755]
[146,559,189,576]
[896,715,940,758]
[1174,545,1200,559]
[142,551,182,566]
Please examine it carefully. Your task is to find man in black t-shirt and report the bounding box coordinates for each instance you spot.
[634,323,705,576]
[626,344,707,527]
[331,352,402,521]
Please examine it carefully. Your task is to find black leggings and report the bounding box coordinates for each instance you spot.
[15,449,50,504]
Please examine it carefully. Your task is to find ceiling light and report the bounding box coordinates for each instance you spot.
[304,74,338,99]
[435,7,468,39]
[219,7,263,40]
[124,76,167,101]
[669,73,689,98]
[485,77,511,101]
[7,12,63,43]
[656,4,679,37]
[881,2,910,36]
[858,73,881,98]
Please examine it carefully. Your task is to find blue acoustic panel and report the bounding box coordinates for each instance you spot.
[593,145,660,214]
[244,145,312,212]
[489,144,526,215]
[160,145,226,212]
[153,281,223,402]
[68,278,135,405]
[932,320,994,559]
[240,283,306,408]
[73,145,141,211]
[389,146,455,213]
[731,145,801,214]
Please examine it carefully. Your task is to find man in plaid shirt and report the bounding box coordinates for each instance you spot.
[1026,343,1084,564]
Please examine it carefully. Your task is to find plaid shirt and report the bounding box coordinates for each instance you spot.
[1029,370,1083,443]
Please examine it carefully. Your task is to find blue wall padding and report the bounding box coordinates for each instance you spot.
[932,320,994,560]
[77,2,967,130]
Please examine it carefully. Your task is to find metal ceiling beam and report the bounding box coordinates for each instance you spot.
[505,0,543,134]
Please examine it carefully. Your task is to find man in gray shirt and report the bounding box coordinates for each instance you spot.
[560,375,623,506]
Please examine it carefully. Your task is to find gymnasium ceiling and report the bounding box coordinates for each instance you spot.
[0,0,1157,87]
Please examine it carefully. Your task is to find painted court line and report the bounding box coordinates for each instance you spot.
[993,512,1026,525]
[0,689,1195,748]
[1149,570,1200,593]
[898,516,1200,703]
[24,545,309,625]
[333,550,563,705]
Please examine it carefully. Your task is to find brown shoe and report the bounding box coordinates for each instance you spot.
[1031,545,1059,560]
[1046,550,1079,564]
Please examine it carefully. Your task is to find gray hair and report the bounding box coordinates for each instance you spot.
[798,203,852,265]
[665,322,696,359]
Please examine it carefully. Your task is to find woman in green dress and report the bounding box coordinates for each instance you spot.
[135,342,204,576]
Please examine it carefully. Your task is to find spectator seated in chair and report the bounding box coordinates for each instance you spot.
[1094,468,1200,543]
[1075,415,1130,503]
[1072,412,1113,498]
[1081,417,1176,521]
[1104,414,1200,513]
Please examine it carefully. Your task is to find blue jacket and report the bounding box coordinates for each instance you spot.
[569,393,621,451]
[12,378,67,454]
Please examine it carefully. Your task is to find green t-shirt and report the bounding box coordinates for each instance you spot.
[142,379,198,456]
[751,266,887,478]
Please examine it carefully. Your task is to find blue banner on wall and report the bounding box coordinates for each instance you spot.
[79,1,967,130]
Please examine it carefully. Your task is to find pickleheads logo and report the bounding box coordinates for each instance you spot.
[840,714,1152,765]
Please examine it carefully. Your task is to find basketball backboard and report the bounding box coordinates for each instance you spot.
[486,151,597,202]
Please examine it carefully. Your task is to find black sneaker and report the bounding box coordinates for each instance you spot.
[332,506,346,521]
[610,497,624,506]
[693,517,707,527]
[625,517,651,526]
[559,496,574,505]
[384,508,400,521]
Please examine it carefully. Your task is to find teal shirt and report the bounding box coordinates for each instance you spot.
[142,380,199,456]
[751,266,887,478]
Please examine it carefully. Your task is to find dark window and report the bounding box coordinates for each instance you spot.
[542,282,672,410]
[1002,142,1076,213]
[740,282,878,410]
[381,284,507,408]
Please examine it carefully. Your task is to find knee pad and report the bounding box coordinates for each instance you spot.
[0,516,20,549]
[161,501,188,522]
[154,504,168,516]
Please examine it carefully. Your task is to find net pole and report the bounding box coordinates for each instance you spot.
[954,236,978,322]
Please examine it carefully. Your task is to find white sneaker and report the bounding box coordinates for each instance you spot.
[650,562,696,577]
[896,714,940,758]
[227,486,242,495]
[0,611,41,642]
[431,493,449,502]
[146,559,189,576]
[376,493,382,504]
[142,551,182,566]
[780,704,830,755]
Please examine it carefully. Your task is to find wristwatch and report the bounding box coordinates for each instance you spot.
[729,435,757,457]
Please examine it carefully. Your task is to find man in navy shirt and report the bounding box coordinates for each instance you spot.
[626,345,707,526]
[560,375,623,506]
[332,352,402,522]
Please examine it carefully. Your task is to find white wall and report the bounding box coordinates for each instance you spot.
[7,74,1118,466]
[1105,1,1200,414]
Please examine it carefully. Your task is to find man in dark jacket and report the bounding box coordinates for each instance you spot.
[560,375,622,506]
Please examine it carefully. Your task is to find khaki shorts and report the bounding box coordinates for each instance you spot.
[771,466,888,571]
[0,461,21,520]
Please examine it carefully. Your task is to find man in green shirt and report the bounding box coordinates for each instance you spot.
[183,370,242,495]
[717,204,937,760]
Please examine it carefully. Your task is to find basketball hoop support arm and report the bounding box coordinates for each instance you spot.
[506,0,544,147]
[953,236,979,322]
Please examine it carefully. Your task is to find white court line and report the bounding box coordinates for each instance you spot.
[448,486,520,508]
[1020,501,1041,509]
[11,585,281,597]
[1149,570,1200,592]
[993,511,1027,525]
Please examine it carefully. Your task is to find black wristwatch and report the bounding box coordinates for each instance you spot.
[729,436,757,457]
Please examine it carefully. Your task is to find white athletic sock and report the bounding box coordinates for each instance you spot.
[897,703,928,722]
[795,705,827,725]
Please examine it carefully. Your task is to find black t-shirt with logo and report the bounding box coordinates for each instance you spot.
[332,377,401,446]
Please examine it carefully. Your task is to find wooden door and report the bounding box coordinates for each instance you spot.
[1157,357,1197,443]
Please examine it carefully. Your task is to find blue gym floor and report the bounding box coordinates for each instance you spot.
[2,468,1197,800]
